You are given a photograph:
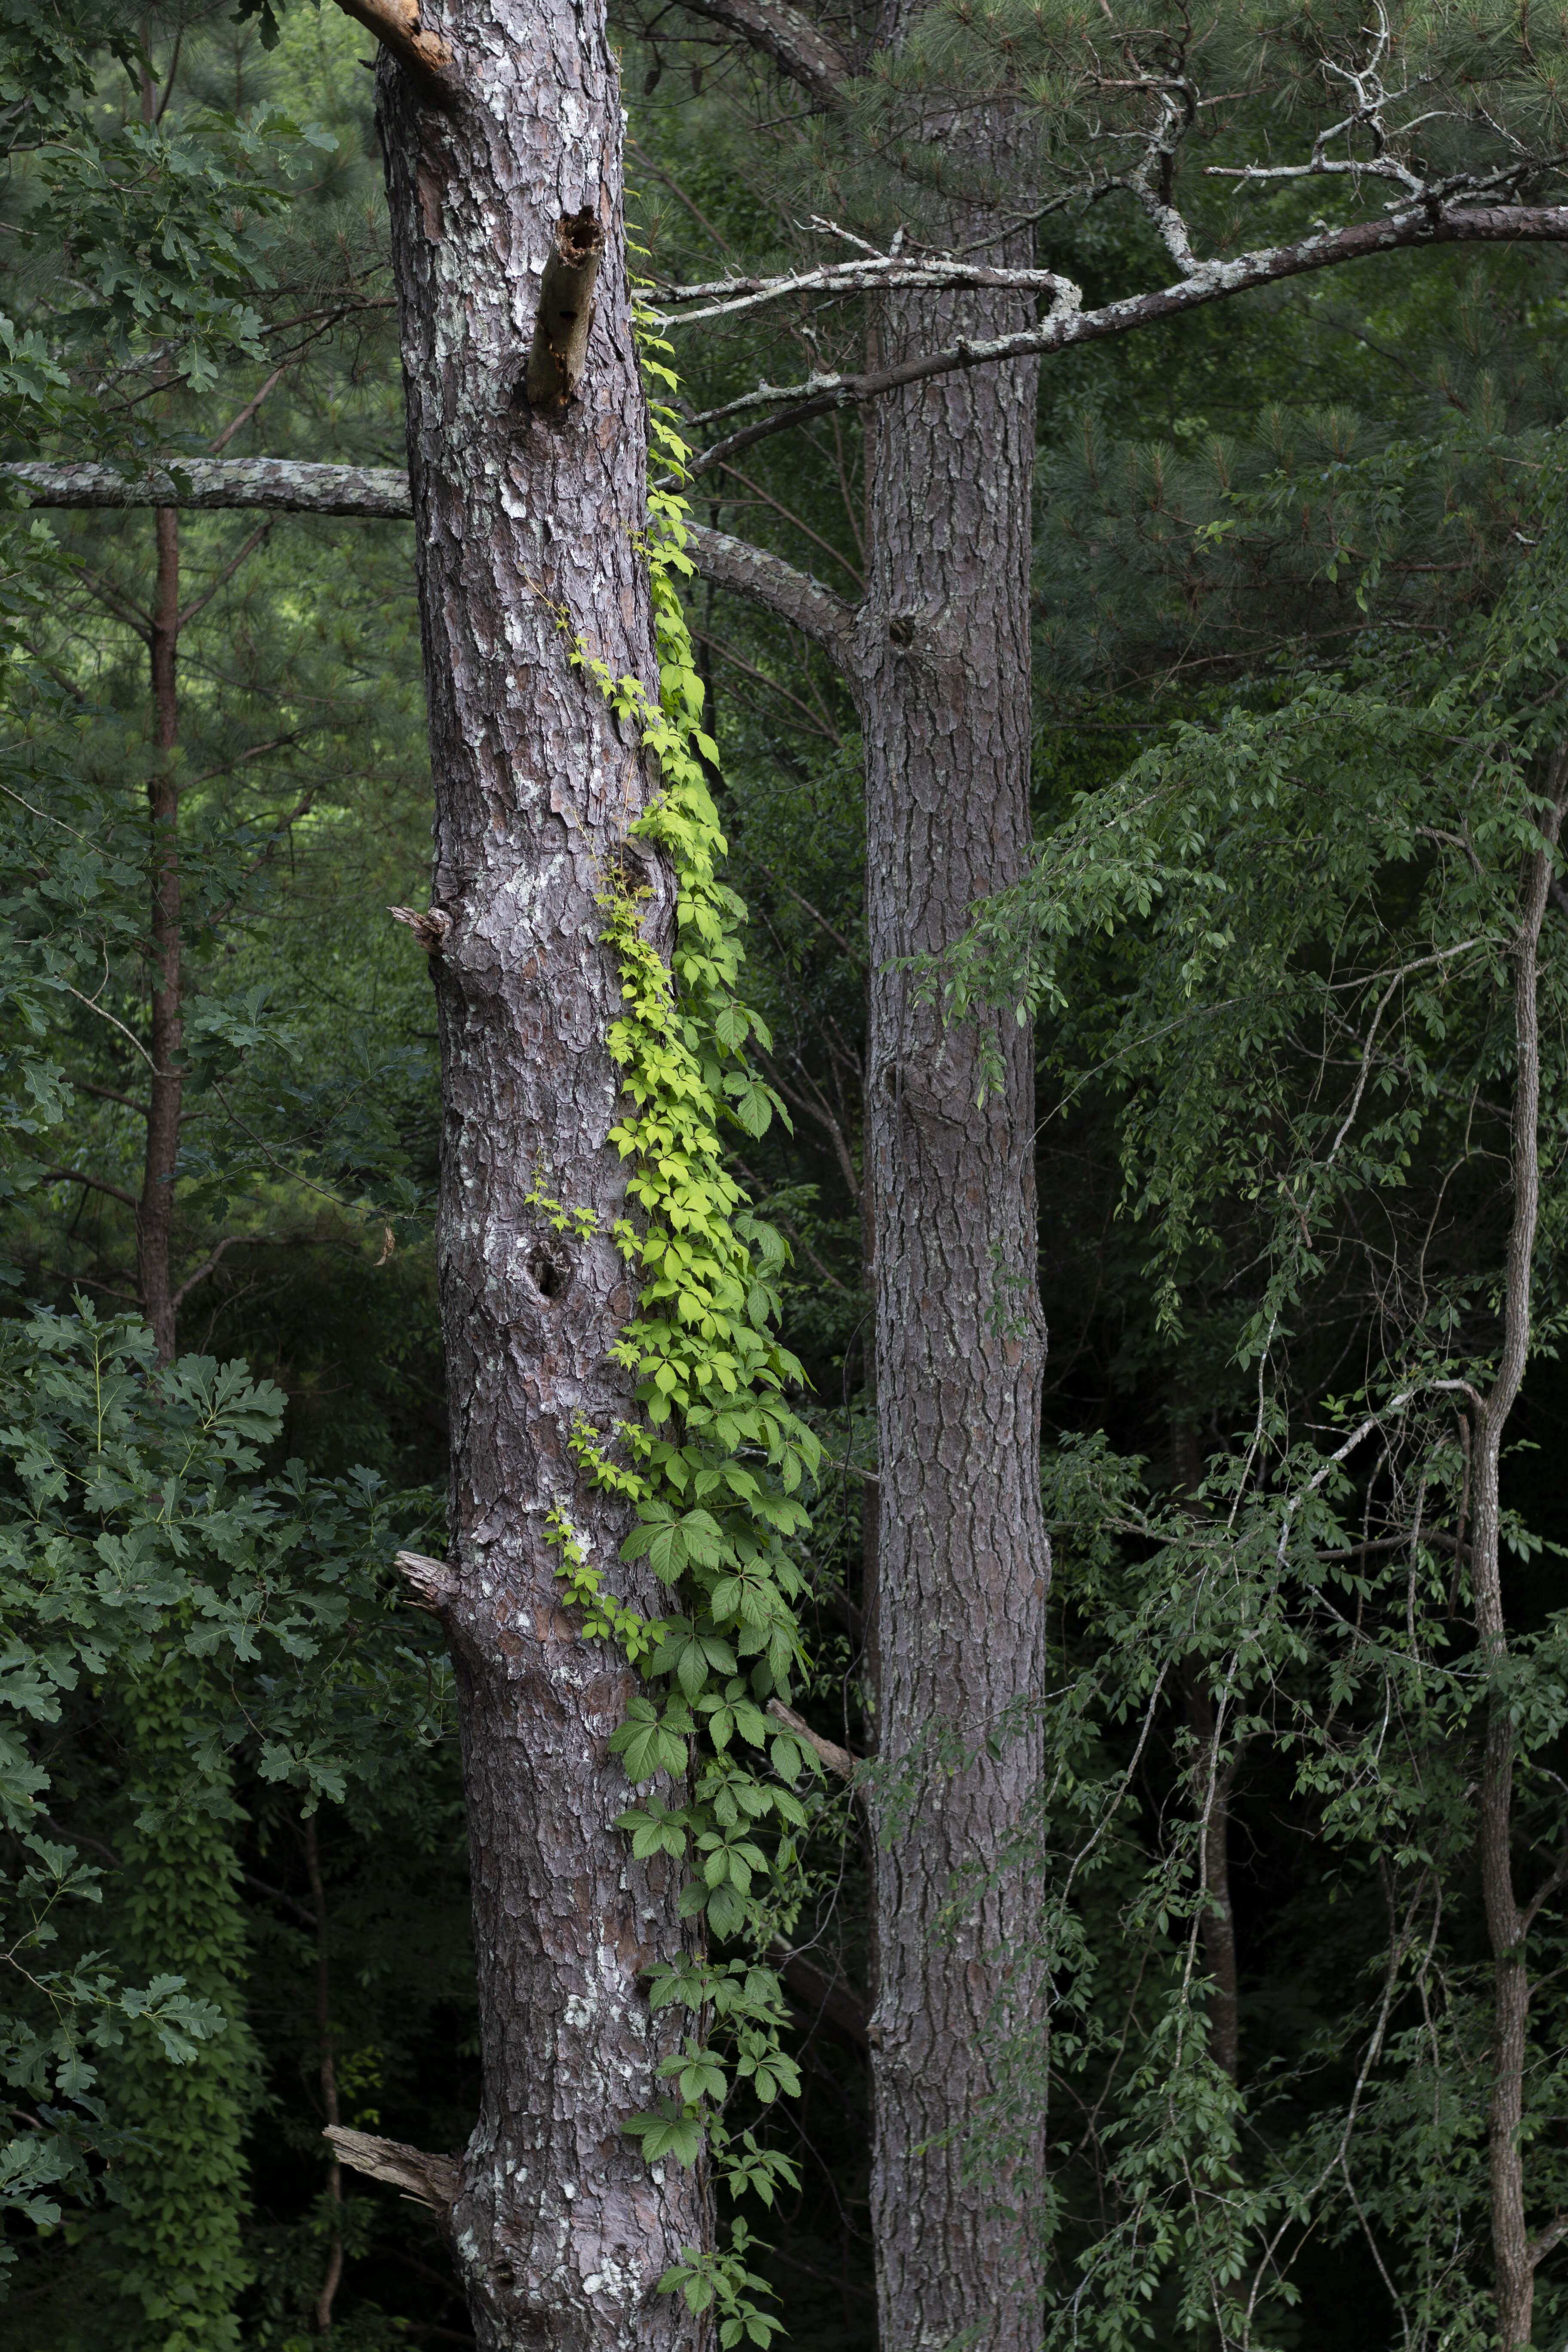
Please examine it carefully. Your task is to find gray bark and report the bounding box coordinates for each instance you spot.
[857,191,1048,2352]
[3,457,412,515]
[349,12,706,2349]
[1468,761,1568,2351]
[654,6,1054,2336]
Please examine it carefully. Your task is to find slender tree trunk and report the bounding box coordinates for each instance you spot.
[1173,1421,1241,2084]
[859,126,1049,2352]
[302,1817,346,2334]
[137,505,182,1364]
[1469,759,1567,2352]
[1176,1664,1240,2085]
[364,15,706,2348]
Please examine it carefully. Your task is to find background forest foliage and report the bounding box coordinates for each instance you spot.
[4,4,1568,2349]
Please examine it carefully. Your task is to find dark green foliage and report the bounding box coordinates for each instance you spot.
[14,3,1568,2347]
[109,1666,257,2352]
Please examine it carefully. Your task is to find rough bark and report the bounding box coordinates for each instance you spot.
[3,457,413,515]
[1469,760,1568,2352]
[358,13,706,2349]
[137,506,182,1365]
[856,118,1049,2352]
[649,9,1052,2336]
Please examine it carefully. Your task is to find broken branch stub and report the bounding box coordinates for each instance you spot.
[389,903,453,953]
[767,1696,855,1781]
[395,1549,459,1613]
[325,2126,462,2219]
[333,0,455,97]
[524,210,606,407]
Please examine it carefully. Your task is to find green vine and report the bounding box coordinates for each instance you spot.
[538,294,836,2345]
[110,1660,257,2352]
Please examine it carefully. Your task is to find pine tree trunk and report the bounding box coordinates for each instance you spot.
[373,16,705,2350]
[138,506,182,1365]
[859,165,1050,2352]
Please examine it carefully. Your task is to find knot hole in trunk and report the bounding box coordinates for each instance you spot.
[527,1246,570,1300]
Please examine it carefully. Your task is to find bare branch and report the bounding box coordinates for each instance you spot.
[682,521,856,662]
[389,904,454,953]
[746,854,856,955]
[4,459,413,519]
[42,1166,137,1208]
[654,253,1079,328]
[74,1081,147,1116]
[768,1938,869,2051]
[209,360,296,455]
[57,984,155,1068]
[170,1231,298,1312]
[690,626,839,738]
[1529,2211,1568,2270]
[396,1549,460,1614]
[667,0,851,104]
[177,523,273,633]
[711,459,864,588]
[671,202,1568,480]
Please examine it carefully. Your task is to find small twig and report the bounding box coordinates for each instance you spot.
[767,1698,856,1779]
[42,1165,137,1208]
[209,361,294,455]
[745,854,857,955]
[170,1231,297,1312]
[176,522,273,633]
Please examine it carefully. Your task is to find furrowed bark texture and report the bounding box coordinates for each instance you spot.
[859,108,1049,2352]
[1471,764,1567,2352]
[374,17,704,2350]
[138,506,181,1365]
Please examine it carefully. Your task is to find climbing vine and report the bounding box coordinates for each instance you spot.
[539,297,839,2345]
[110,1662,257,2352]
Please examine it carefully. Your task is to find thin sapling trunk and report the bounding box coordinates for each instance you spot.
[1464,756,1568,2350]
[138,506,183,1364]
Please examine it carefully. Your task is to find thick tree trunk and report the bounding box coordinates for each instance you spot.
[137,506,182,1365]
[371,16,705,2350]
[859,161,1049,2352]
